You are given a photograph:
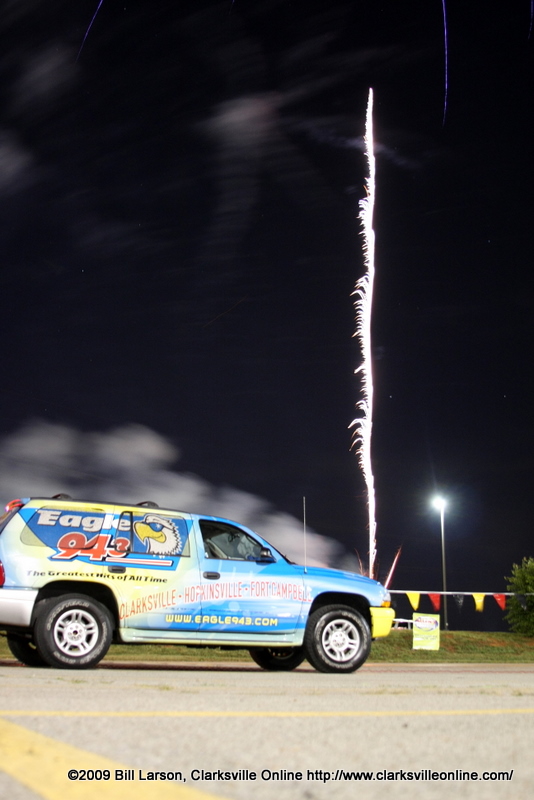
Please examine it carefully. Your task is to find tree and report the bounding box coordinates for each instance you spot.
[505,557,534,636]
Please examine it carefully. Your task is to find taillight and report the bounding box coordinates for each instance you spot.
[0,561,5,587]
[4,499,23,513]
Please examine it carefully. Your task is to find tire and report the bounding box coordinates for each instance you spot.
[249,647,306,671]
[33,594,113,669]
[6,635,48,667]
[304,605,371,673]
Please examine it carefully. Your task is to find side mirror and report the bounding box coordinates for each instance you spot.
[257,547,275,562]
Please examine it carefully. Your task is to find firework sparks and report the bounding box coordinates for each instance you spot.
[350,89,377,579]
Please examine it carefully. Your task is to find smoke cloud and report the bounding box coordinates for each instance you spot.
[0,420,350,569]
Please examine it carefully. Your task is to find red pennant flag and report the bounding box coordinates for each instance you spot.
[493,594,506,610]
[428,593,441,611]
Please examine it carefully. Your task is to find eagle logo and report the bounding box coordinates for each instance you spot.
[133,514,183,556]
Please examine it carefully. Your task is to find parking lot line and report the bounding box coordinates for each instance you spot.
[1,708,534,718]
[0,718,222,800]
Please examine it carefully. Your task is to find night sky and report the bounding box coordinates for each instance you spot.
[0,1,532,629]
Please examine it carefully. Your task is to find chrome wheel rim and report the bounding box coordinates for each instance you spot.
[321,619,360,663]
[53,609,99,656]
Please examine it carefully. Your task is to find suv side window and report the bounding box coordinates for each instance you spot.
[200,520,265,561]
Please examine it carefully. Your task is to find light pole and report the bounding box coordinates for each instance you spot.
[431,496,448,631]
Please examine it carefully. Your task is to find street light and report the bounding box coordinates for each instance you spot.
[431,496,448,631]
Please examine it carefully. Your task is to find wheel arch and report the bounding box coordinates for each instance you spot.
[308,592,371,628]
[33,581,119,633]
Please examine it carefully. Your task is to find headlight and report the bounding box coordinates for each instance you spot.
[381,589,391,607]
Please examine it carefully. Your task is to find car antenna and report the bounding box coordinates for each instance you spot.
[303,496,307,573]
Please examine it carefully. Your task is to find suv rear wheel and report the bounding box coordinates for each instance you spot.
[33,594,113,669]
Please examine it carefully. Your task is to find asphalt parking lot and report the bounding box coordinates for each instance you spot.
[0,660,533,800]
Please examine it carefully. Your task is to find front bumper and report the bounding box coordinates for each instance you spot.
[370,606,395,638]
[0,589,39,628]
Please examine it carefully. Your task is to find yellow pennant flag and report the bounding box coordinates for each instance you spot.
[472,593,486,612]
[406,592,420,610]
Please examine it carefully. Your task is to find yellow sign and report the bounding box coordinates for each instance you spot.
[412,613,440,650]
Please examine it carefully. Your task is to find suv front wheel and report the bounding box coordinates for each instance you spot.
[33,594,113,669]
[7,634,48,667]
[304,604,371,673]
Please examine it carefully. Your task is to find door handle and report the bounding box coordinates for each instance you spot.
[203,572,220,580]
[108,566,126,574]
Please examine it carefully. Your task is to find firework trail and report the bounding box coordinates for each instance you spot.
[384,546,402,589]
[441,0,449,124]
[76,0,105,62]
[350,89,377,579]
